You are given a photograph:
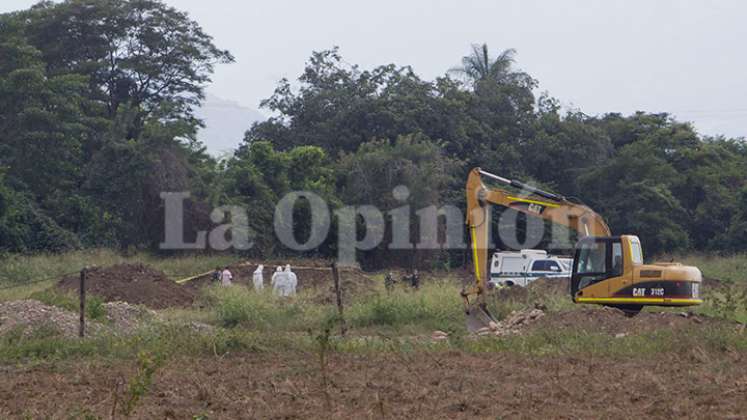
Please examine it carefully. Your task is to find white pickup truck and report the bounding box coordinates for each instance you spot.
[489,249,572,287]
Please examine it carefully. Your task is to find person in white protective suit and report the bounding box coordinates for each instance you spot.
[220,267,233,287]
[284,264,297,296]
[271,266,285,296]
[252,265,264,291]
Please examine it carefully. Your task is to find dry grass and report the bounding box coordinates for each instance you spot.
[679,253,747,284]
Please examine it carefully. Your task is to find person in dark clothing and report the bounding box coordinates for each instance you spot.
[410,270,420,290]
[212,267,221,283]
[384,272,396,292]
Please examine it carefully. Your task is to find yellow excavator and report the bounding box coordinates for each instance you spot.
[461,168,703,332]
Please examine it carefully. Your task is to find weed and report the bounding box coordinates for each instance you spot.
[29,289,108,321]
[205,285,332,331]
[348,282,464,332]
[121,351,163,417]
[708,284,747,322]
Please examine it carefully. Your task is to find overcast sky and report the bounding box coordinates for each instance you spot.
[3,0,746,138]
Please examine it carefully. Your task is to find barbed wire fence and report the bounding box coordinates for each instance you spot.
[0,270,81,291]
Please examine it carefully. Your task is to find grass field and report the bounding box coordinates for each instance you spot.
[0,250,745,418]
[680,253,747,283]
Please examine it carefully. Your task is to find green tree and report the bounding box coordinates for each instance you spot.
[337,134,462,268]
[524,100,613,194]
[450,44,529,87]
[18,0,234,133]
[724,185,747,251]
[221,141,337,257]
[0,0,232,251]
[248,48,447,156]
[576,140,691,256]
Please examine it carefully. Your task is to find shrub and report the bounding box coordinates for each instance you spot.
[348,282,464,332]
[204,285,330,330]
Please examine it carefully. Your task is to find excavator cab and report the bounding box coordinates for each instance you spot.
[571,235,702,312]
[571,236,628,297]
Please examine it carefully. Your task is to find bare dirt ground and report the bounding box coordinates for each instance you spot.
[526,306,716,335]
[1,350,745,419]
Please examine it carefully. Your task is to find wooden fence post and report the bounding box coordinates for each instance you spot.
[79,267,86,338]
[331,263,347,336]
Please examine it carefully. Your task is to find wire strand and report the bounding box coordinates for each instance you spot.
[0,270,82,291]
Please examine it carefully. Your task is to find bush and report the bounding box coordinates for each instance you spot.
[204,285,331,330]
[29,288,107,321]
[0,323,267,363]
[348,282,464,332]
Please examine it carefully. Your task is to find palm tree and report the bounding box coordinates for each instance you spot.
[450,44,523,86]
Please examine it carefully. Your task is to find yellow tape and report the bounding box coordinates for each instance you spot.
[175,270,214,284]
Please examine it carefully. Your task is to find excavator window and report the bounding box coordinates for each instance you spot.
[577,241,606,276]
[630,240,643,264]
[571,237,624,296]
[611,242,623,277]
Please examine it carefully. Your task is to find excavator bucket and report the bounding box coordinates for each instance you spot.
[465,301,497,333]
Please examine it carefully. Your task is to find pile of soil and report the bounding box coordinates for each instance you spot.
[490,277,569,302]
[493,285,529,301]
[526,306,719,336]
[470,308,546,337]
[0,300,104,337]
[471,306,732,338]
[527,276,569,295]
[102,302,156,333]
[492,308,546,336]
[57,264,196,309]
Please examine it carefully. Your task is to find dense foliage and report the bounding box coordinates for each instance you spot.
[1,0,745,267]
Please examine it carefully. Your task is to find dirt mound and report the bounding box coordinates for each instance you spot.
[103,302,156,333]
[58,264,196,309]
[493,285,529,301]
[473,306,730,338]
[527,276,569,295]
[528,306,719,336]
[0,300,104,337]
[489,277,568,302]
[475,308,546,337]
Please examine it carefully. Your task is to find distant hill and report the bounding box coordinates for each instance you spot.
[195,94,265,156]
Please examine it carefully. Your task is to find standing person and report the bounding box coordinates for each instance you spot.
[285,264,297,296]
[221,267,233,287]
[410,270,420,290]
[271,266,284,296]
[384,272,396,292]
[212,267,221,283]
[253,265,264,291]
